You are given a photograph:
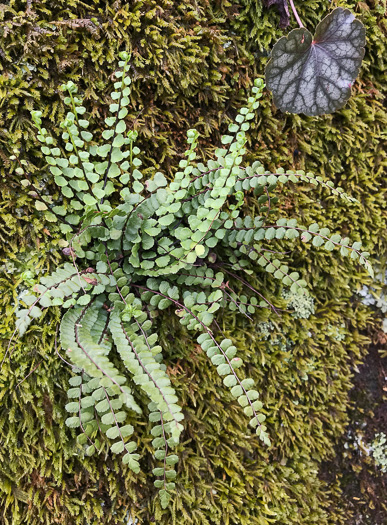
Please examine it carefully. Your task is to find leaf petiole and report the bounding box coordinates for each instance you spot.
[288,0,304,28]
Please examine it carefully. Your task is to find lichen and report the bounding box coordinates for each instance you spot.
[282,289,315,319]
[370,432,387,474]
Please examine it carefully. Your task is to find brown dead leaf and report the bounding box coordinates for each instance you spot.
[83,277,98,285]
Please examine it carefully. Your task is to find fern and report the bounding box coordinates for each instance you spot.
[12,52,372,508]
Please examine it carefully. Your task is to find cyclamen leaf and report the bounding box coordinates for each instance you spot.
[266,8,366,116]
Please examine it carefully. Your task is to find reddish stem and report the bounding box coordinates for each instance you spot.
[289,0,304,28]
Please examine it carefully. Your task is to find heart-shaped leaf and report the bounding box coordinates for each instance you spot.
[265,8,366,116]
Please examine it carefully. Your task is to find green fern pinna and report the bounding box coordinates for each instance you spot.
[13,52,372,508]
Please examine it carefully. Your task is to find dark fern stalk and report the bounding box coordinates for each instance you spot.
[13,52,372,508]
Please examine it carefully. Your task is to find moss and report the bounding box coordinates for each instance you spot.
[0,0,386,523]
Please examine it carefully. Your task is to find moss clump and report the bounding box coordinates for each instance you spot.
[0,0,386,523]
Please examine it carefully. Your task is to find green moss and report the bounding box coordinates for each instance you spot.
[0,0,386,523]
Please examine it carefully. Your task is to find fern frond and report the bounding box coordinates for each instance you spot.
[109,310,184,441]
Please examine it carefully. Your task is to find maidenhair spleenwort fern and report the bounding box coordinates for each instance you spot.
[12,52,372,508]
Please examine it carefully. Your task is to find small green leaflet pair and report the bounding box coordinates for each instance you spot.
[14,52,372,508]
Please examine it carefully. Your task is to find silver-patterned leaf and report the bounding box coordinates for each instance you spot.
[266,8,366,116]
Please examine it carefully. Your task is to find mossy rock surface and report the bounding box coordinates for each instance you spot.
[0,0,386,523]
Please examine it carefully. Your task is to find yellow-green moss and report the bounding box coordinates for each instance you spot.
[0,0,386,523]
